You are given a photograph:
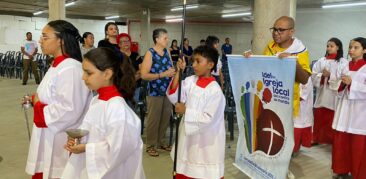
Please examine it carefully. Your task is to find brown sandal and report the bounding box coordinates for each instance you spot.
[158,145,172,151]
[146,147,159,157]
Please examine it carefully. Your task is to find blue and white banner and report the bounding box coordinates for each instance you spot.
[228,55,296,179]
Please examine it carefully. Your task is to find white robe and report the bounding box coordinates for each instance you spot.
[294,78,314,128]
[311,57,348,110]
[167,75,226,179]
[26,58,92,178]
[61,96,145,179]
[332,64,366,135]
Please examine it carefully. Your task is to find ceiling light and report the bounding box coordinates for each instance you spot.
[65,2,76,7]
[33,11,43,15]
[322,2,366,9]
[222,12,251,18]
[171,4,199,11]
[105,15,120,20]
[166,18,183,22]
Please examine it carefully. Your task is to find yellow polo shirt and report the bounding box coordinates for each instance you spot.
[263,40,311,117]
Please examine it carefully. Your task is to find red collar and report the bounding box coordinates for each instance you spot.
[326,53,337,60]
[196,76,216,88]
[52,55,68,67]
[97,85,122,101]
[349,59,366,71]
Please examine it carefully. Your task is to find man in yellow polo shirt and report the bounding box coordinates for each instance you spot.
[264,16,311,118]
[246,16,311,117]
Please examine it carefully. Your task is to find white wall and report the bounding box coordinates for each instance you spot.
[1,6,366,62]
[296,7,366,61]
[0,15,127,54]
[128,21,253,55]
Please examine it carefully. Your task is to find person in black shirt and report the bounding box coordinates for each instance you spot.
[169,39,180,63]
[98,22,119,51]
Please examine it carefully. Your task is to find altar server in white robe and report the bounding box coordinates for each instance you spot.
[293,78,313,154]
[25,20,92,179]
[311,38,348,145]
[332,37,366,179]
[167,45,226,179]
[62,47,145,179]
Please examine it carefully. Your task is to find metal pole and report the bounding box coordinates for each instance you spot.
[22,95,32,141]
[173,0,186,178]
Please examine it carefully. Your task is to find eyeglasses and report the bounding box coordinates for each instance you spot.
[269,27,292,34]
[39,34,57,41]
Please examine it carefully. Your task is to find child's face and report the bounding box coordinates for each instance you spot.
[192,54,214,77]
[82,59,111,91]
[348,40,366,60]
[326,41,338,55]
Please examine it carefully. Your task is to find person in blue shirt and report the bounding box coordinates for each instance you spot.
[221,37,232,61]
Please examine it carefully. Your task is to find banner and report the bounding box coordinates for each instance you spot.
[228,55,296,179]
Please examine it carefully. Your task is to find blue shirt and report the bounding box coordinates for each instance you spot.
[148,48,173,96]
[221,44,232,54]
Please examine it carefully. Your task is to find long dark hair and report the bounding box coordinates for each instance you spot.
[80,32,93,44]
[351,37,366,61]
[205,35,220,48]
[171,39,177,48]
[47,20,82,62]
[84,48,136,101]
[325,37,343,62]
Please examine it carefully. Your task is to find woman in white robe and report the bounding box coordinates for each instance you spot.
[332,37,366,179]
[62,48,145,179]
[311,38,348,145]
[25,20,91,179]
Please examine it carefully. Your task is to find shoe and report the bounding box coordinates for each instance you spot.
[22,82,26,85]
[332,174,349,179]
[287,170,295,179]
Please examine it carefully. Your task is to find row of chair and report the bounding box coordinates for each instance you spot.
[0,51,50,80]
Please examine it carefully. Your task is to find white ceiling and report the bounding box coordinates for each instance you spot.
[0,0,362,22]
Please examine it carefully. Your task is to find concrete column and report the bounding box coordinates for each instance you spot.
[140,8,151,54]
[48,0,65,21]
[252,0,297,54]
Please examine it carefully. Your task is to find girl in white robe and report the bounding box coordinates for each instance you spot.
[332,37,366,179]
[62,47,145,179]
[167,46,226,179]
[293,78,313,154]
[25,20,92,179]
[311,38,348,145]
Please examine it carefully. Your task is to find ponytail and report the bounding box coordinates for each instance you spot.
[115,54,136,102]
[84,48,136,102]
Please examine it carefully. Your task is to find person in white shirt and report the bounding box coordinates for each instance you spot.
[62,47,145,179]
[21,32,40,85]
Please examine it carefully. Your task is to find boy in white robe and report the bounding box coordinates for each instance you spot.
[62,48,145,179]
[167,45,226,179]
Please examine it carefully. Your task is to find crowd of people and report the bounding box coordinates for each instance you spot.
[19,14,366,179]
